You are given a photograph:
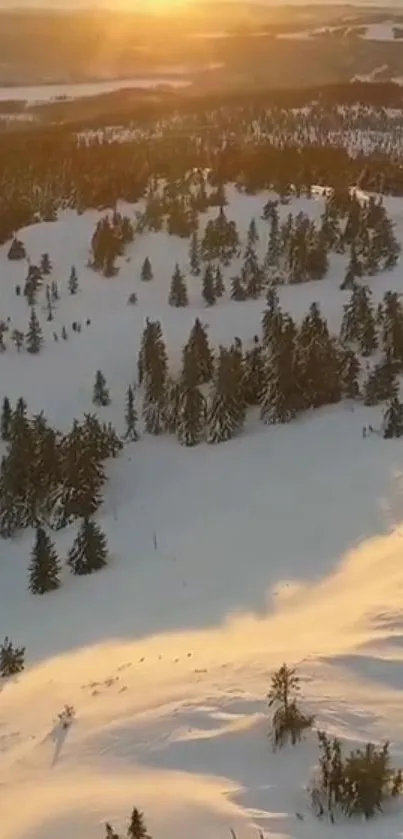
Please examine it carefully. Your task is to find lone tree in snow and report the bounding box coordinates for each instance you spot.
[0,637,25,677]
[68,265,79,295]
[140,256,153,282]
[124,385,139,441]
[268,664,313,750]
[67,518,109,576]
[26,307,43,354]
[93,370,110,406]
[28,525,60,595]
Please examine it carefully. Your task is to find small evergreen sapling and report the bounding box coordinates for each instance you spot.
[93,370,111,406]
[0,637,25,677]
[28,525,60,594]
[268,663,313,750]
[67,518,109,576]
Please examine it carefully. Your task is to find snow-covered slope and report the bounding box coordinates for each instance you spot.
[2,186,403,839]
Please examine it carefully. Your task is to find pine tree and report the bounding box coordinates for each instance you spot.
[45,285,53,321]
[11,329,24,352]
[93,370,110,406]
[67,518,108,575]
[207,346,244,443]
[189,231,201,276]
[140,257,153,282]
[243,336,265,405]
[184,318,214,385]
[230,274,246,301]
[383,396,403,438]
[124,385,139,441]
[340,349,360,399]
[214,264,225,298]
[127,808,151,839]
[364,354,398,406]
[68,265,79,295]
[28,526,60,594]
[51,279,59,301]
[260,316,300,423]
[0,637,25,677]
[1,397,12,441]
[245,217,259,252]
[202,264,216,306]
[40,253,52,275]
[168,264,188,307]
[261,287,283,348]
[177,382,206,447]
[26,307,43,354]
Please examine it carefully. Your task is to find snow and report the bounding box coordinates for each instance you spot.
[278,20,403,42]
[3,185,403,838]
[0,77,191,105]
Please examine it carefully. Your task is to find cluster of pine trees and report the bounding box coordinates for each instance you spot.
[0,398,122,538]
[28,516,109,595]
[135,282,403,446]
[268,663,402,822]
[103,188,399,306]
[90,211,134,276]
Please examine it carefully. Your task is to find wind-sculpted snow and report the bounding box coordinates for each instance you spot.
[2,185,403,838]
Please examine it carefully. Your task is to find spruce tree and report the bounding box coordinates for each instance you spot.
[51,279,59,301]
[184,318,214,385]
[243,336,265,405]
[67,518,108,576]
[26,308,43,354]
[11,329,24,352]
[140,321,168,435]
[140,257,153,282]
[383,397,403,438]
[68,266,79,295]
[246,216,259,251]
[93,370,110,406]
[0,637,25,677]
[214,264,225,298]
[202,264,216,306]
[40,252,52,275]
[1,397,12,441]
[260,316,300,424]
[230,274,246,302]
[28,526,60,595]
[364,354,398,406]
[189,231,201,276]
[127,808,151,839]
[340,348,360,399]
[207,346,245,443]
[124,385,139,441]
[168,264,188,307]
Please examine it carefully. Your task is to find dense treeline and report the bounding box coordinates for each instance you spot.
[3,84,403,244]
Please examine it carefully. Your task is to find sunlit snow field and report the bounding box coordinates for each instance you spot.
[2,186,403,839]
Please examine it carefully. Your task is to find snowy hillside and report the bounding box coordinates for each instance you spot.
[3,183,403,839]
